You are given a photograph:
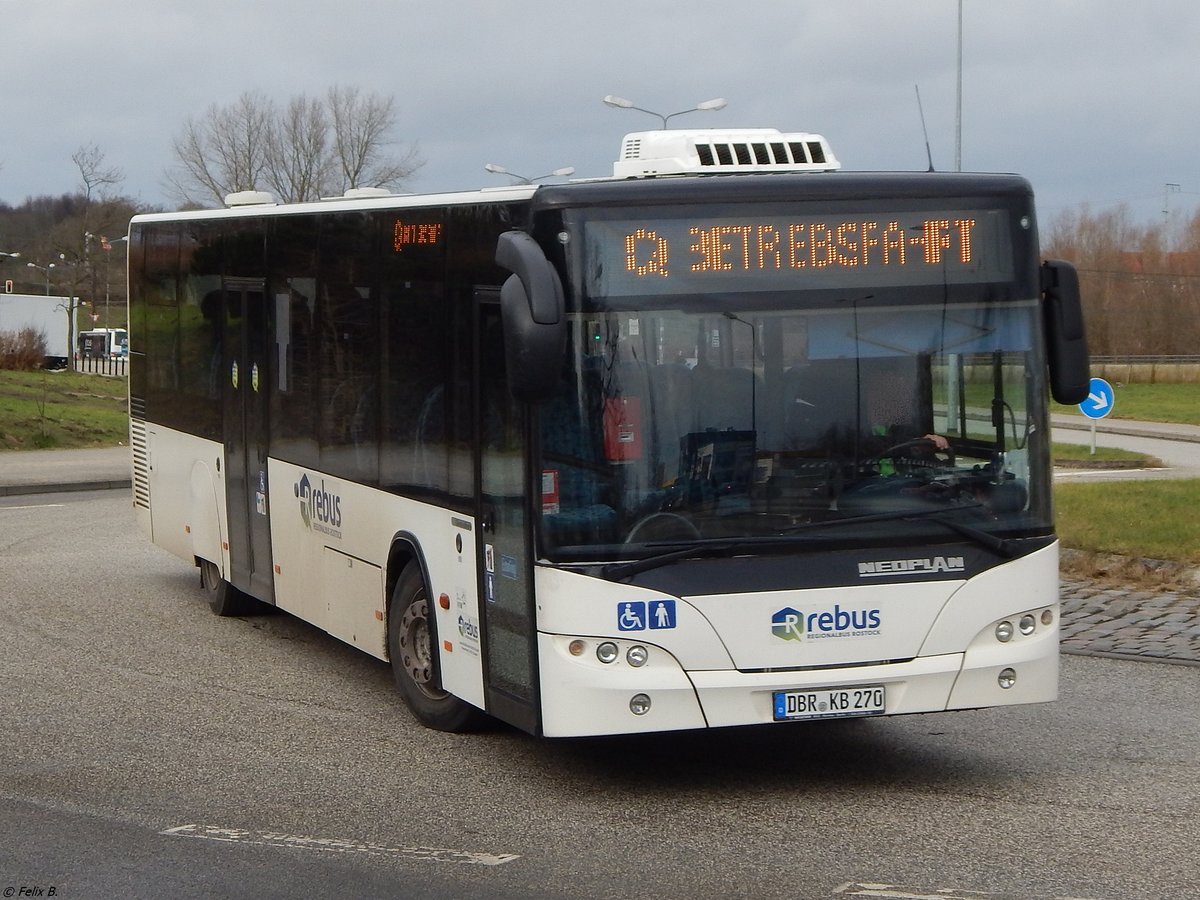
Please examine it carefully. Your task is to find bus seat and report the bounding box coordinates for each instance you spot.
[782,360,857,453]
[646,363,694,485]
[689,365,762,433]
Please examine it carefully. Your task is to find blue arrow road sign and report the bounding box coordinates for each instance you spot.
[1079,377,1114,420]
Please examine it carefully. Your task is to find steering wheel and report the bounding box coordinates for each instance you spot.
[624,512,702,544]
[877,437,955,470]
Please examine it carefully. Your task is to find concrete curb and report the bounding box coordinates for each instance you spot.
[0,479,131,497]
[1052,416,1200,444]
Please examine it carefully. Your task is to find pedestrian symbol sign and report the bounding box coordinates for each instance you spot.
[648,599,676,629]
[617,599,677,631]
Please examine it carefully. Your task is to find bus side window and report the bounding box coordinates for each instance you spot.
[541,366,617,548]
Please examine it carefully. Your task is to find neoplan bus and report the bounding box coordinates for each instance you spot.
[127,127,1089,737]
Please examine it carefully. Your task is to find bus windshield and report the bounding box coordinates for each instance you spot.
[537,204,1050,563]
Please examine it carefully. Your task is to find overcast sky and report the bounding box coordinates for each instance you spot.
[2,0,1197,235]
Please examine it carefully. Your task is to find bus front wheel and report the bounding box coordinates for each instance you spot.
[388,563,486,732]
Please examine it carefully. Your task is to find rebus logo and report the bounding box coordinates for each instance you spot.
[771,607,805,641]
[294,473,343,537]
[772,604,883,641]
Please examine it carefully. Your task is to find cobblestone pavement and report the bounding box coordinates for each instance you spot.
[1061,579,1200,666]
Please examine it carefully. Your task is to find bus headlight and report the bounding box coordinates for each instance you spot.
[1019,614,1037,635]
[629,693,652,715]
[995,621,1014,642]
[626,645,649,667]
[998,668,1017,689]
[596,642,619,664]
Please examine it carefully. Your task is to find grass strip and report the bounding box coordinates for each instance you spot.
[1055,479,1200,563]
[1052,382,1200,426]
[0,370,128,449]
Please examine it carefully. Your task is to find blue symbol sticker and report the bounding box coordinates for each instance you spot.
[618,601,646,631]
[648,599,677,630]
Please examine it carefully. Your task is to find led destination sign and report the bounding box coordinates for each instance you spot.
[392,219,443,252]
[585,208,1013,297]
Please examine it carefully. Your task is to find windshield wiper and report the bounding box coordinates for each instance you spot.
[918,514,1018,558]
[603,503,1017,582]
[777,503,979,534]
[602,536,821,582]
[782,502,1017,556]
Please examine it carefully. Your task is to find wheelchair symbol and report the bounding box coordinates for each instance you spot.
[618,602,646,631]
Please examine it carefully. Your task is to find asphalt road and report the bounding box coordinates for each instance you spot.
[2,491,1199,900]
[1053,423,1200,482]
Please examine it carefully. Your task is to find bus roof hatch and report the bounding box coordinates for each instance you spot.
[613,128,840,178]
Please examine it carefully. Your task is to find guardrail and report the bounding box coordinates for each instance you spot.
[1090,358,1200,384]
[1090,355,1200,365]
[74,355,127,377]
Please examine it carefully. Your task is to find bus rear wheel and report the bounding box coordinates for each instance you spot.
[388,563,486,732]
[200,559,258,617]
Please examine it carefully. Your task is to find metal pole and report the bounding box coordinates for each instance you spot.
[955,0,963,172]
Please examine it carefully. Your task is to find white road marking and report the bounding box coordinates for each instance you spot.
[161,824,519,866]
[833,882,1101,900]
[0,503,66,510]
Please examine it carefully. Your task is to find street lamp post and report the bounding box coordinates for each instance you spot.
[602,95,727,128]
[483,163,575,184]
[27,261,57,295]
[27,254,77,368]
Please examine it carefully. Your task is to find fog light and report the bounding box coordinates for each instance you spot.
[629,693,651,715]
[1019,614,1036,635]
[596,642,619,664]
[568,640,586,657]
[998,668,1017,689]
[1041,609,1054,626]
[995,621,1014,642]
[627,645,649,667]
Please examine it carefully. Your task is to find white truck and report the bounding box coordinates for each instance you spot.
[0,292,71,367]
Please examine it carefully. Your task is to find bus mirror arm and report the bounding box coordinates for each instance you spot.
[496,231,563,326]
[1040,259,1090,406]
[496,231,567,404]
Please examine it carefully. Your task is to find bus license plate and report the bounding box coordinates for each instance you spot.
[772,685,886,721]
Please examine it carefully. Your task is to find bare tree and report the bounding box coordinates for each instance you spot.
[1044,205,1200,357]
[327,85,422,192]
[264,94,334,203]
[55,144,128,368]
[166,92,275,206]
[167,86,423,207]
[73,143,124,205]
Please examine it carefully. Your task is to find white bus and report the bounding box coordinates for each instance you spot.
[79,327,129,359]
[127,127,1088,737]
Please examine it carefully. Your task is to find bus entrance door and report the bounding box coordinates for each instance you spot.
[476,293,538,732]
[223,278,275,604]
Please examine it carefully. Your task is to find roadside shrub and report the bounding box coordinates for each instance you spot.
[0,328,48,370]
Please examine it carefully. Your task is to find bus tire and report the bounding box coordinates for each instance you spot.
[388,563,486,732]
[200,558,258,617]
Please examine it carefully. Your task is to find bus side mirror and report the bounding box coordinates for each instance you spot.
[496,231,567,403]
[1041,259,1090,405]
